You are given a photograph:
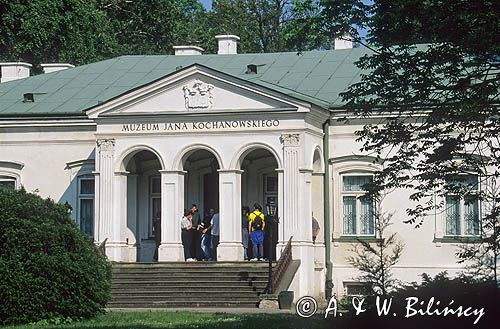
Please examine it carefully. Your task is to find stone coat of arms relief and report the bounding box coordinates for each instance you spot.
[182,79,214,110]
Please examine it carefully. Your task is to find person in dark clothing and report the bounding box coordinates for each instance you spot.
[181,209,194,261]
[242,206,250,260]
[200,209,213,260]
[190,204,202,260]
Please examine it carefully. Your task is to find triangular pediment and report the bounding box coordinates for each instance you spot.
[86,65,308,118]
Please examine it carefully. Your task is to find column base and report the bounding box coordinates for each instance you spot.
[105,242,129,262]
[158,242,184,262]
[217,242,244,261]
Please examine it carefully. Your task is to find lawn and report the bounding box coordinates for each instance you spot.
[2,311,329,329]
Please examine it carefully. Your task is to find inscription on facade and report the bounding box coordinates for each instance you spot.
[121,119,280,132]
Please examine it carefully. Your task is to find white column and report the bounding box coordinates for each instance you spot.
[158,170,185,261]
[299,168,314,243]
[109,171,129,261]
[280,134,301,242]
[95,138,120,260]
[279,134,315,299]
[217,169,244,261]
[275,168,284,259]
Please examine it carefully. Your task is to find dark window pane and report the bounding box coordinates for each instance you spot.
[80,199,94,237]
[80,179,95,195]
[266,176,278,193]
[151,177,161,194]
[0,180,15,189]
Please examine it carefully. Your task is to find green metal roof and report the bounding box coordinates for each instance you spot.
[0,48,371,116]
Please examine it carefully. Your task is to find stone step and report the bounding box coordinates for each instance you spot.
[111,291,259,298]
[111,285,261,292]
[107,301,259,308]
[109,263,269,308]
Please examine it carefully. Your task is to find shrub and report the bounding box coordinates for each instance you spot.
[0,187,111,325]
[332,272,499,329]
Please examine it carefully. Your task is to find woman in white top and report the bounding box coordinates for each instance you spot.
[181,210,195,261]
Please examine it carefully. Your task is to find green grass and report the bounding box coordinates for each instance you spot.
[2,311,329,329]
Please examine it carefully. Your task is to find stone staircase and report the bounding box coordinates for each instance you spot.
[108,262,274,308]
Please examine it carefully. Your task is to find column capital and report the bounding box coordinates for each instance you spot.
[217,169,244,174]
[275,168,285,173]
[280,133,300,147]
[96,138,115,151]
[159,170,187,175]
[114,170,130,176]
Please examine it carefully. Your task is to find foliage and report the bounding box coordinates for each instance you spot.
[0,0,117,67]
[0,187,111,325]
[347,200,404,295]
[332,272,500,329]
[293,1,499,284]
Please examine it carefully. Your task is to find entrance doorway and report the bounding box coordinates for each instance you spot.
[183,149,220,260]
[123,149,162,262]
[241,148,279,260]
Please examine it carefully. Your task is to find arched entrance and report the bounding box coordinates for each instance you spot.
[182,149,221,260]
[240,148,279,260]
[122,149,163,262]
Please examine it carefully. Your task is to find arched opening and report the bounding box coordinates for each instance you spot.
[183,149,220,260]
[124,150,162,262]
[241,148,279,260]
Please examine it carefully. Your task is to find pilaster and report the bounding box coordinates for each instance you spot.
[158,170,186,261]
[217,169,244,261]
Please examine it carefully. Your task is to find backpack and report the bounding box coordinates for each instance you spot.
[252,212,264,231]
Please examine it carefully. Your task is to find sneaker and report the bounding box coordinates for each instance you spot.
[250,258,258,261]
[186,258,196,262]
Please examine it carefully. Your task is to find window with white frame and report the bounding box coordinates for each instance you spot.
[78,175,95,237]
[445,175,480,236]
[0,175,16,189]
[341,175,375,236]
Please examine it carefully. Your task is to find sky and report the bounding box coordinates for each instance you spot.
[200,0,212,10]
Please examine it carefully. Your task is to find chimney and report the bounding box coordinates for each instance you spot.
[41,63,75,74]
[0,62,32,83]
[334,37,353,50]
[215,35,240,54]
[173,46,204,56]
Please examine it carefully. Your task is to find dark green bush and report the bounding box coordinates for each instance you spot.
[0,187,111,325]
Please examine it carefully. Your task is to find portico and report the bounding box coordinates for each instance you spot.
[86,65,327,302]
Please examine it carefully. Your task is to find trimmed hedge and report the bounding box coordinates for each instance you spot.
[0,187,111,325]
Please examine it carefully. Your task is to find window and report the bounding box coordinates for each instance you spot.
[344,282,372,296]
[0,175,16,189]
[264,174,278,209]
[150,176,161,238]
[341,175,374,236]
[445,175,480,236]
[78,176,94,237]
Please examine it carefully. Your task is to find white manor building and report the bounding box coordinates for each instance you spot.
[0,36,477,300]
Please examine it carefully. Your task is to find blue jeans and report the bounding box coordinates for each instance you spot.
[211,234,219,261]
[200,233,211,259]
[252,243,263,260]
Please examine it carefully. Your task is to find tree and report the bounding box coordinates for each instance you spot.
[0,0,117,67]
[99,0,181,55]
[298,1,499,285]
[347,199,404,295]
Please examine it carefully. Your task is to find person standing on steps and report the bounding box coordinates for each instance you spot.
[181,209,195,261]
[190,204,202,260]
[153,211,161,261]
[206,209,220,261]
[200,208,213,261]
[248,202,265,261]
[241,206,250,261]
